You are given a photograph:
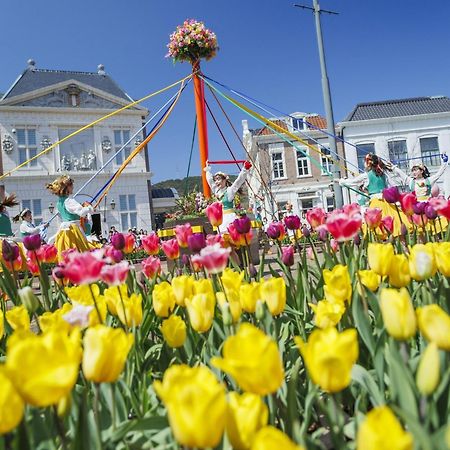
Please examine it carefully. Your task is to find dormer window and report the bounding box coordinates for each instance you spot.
[291,117,307,131]
[65,84,81,107]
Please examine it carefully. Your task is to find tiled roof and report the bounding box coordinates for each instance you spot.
[250,115,327,136]
[2,68,132,101]
[345,96,450,121]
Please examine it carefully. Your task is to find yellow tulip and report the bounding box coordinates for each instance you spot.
[295,327,358,393]
[226,392,268,450]
[310,300,346,329]
[82,325,134,383]
[388,254,411,288]
[57,394,72,418]
[39,303,73,333]
[185,292,215,333]
[5,305,30,331]
[6,329,81,407]
[211,323,284,395]
[409,244,437,281]
[416,304,450,351]
[152,281,176,318]
[153,364,227,449]
[160,315,186,348]
[217,290,242,324]
[323,264,352,305]
[356,406,413,450]
[251,426,305,450]
[239,282,261,313]
[171,275,194,306]
[416,342,440,396]
[368,243,394,276]
[0,368,24,435]
[192,278,214,296]
[379,288,417,340]
[260,277,286,316]
[66,284,107,326]
[358,270,381,292]
[221,268,245,293]
[104,285,142,327]
[434,242,450,277]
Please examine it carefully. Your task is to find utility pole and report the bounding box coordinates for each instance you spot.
[294,1,343,208]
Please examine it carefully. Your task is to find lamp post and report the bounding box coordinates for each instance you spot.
[48,202,55,214]
[110,199,116,210]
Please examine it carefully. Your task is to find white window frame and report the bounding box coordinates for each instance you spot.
[419,136,440,168]
[388,139,408,170]
[16,127,38,169]
[113,129,133,167]
[22,199,43,225]
[320,146,333,175]
[295,147,312,178]
[290,117,307,132]
[119,194,138,231]
[269,143,287,180]
[355,142,375,171]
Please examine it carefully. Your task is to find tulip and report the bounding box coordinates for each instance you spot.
[110,232,125,250]
[435,242,450,276]
[400,192,417,216]
[104,245,123,263]
[283,215,301,230]
[191,243,231,274]
[123,233,135,254]
[358,270,381,292]
[295,327,358,393]
[330,238,339,252]
[416,342,440,396]
[62,250,105,285]
[429,197,450,220]
[104,284,143,327]
[211,323,284,395]
[171,275,194,306]
[161,238,180,260]
[185,292,215,333]
[1,240,19,263]
[142,256,161,279]
[326,210,362,242]
[23,233,41,251]
[100,261,129,286]
[38,304,72,333]
[413,201,427,215]
[364,207,382,229]
[0,368,24,434]
[356,406,413,450]
[310,300,346,329]
[193,278,214,296]
[141,232,160,255]
[62,303,93,328]
[5,305,30,331]
[205,201,223,227]
[381,215,394,234]
[239,282,261,313]
[306,207,326,229]
[161,315,187,348]
[18,286,40,314]
[206,233,224,246]
[388,254,411,288]
[343,203,361,217]
[323,264,352,305]
[252,426,305,450]
[187,233,206,253]
[221,268,245,293]
[6,330,82,406]
[175,223,193,248]
[39,243,58,263]
[416,304,450,350]
[153,365,227,449]
[217,291,242,324]
[281,245,294,266]
[382,186,401,203]
[152,281,176,318]
[409,244,436,281]
[354,233,361,246]
[234,215,252,234]
[424,204,438,220]
[379,288,417,340]
[367,243,394,276]
[302,226,310,238]
[82,325,134,383]
[266,222,285,240]
[226,392,268,450]
[260,277,286,316]
[227,222,246,247]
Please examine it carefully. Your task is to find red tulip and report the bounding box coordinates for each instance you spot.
[412,213,428,228]
[161,238,180,260]
[326,210,362,242]
[381,216,394,234]
[141,232,160,255]
[62,250,105,284]
[100,261,130,286]
[429,197,450,220]
[123,233,136,254]
[142,256,161,279]
[205,202,223,227]
[382,186,401,204]
[281,245,294,266]
[364,207,382,230]
[26,257,39,275]
[399,192,417,216]
[306,207,326,229]
[175,223,193,248]
[23,234,41,251]
[227,223,246,247]
[284,215,301,230]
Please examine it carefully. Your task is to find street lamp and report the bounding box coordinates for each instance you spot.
[110,199,116,210]
[48,202,55,214]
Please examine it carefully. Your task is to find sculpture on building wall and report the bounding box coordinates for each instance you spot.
[61,155,71,171]
[87,150,96,170]
[2,135,14,154]
[80,153,88,170]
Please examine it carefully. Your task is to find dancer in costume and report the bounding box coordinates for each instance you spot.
[339,153,407,236]
[392,154,448,200]
[205,160,252,233]
[0,194,18,237]
[13,208,48,239]
[46,175,94,256]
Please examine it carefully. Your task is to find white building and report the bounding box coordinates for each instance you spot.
[0,60,153,238]
[340,96,450,201]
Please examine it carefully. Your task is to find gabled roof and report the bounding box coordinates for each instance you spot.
[345,96,450,121]
[2,67,133,102]
[250,114,327,136]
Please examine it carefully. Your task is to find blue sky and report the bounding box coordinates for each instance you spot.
[1,0,450,182]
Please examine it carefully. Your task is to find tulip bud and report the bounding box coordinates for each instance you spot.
[424,204,438,220]
[111,233,125,250]
[233,215,251,234]
[57,394,72,418]
[354,234,361,246]
[255,300,265,320]
[383,186,401,203]
[281,246,294,266]
[266,223,281,239]
[2,240,19,262]
[317,225,328,242]
[284,215,301,230]
[18,286,39,314]
[416,343,440,396]
[220,301,233,326]
[23,234,41,251]
[187,233,206,253]
[302,226,310,238]
[181,254,190,268]
[400,223,408,237]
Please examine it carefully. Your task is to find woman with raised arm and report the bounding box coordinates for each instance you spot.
[204,160,252,233]
[13,208,48,240]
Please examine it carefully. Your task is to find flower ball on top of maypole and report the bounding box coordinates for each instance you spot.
[166,19,218,198]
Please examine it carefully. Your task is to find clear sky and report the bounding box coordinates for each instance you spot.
[1,0,450,182]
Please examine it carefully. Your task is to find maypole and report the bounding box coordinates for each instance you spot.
[167,19,219,198]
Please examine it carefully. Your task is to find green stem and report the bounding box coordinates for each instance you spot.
[88,284,103,324]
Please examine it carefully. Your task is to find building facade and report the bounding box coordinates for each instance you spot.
[0,60,153,238]
[340,96,450,202]
[243,112,346,220]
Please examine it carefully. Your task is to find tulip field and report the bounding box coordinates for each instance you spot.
[1,196,450,450]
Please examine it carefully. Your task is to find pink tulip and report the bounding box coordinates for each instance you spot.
[141,232,160,255]
[175,223,193,248]
[342,203,361,217]
[306,247,314,260]
[205,202,223,227]
[382,186,401,204]
[111,233,125,250]
[364,208,382,230]
[104,245,123,263]
[330,239,339,253]
[142,256,161,279]
[123,233,136,254]
[62,250,105,285]
[400,192,417,216]
[100,261,130,286]
[227,223,246,247]
[26,257,39,275]
[281,245,294,266]
[306,207,326,229]
[284,215,301,230]
[429,197,450,220]
[161,238,180,260]
[411,214,428,228]
[206,234,225,247]
[191,243,231,274]
[326,210,362,242]
[381,216,394,234]
[23,234,41,251]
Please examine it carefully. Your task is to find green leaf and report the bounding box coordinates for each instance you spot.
[351,364,384,406]
[110,416,169,443]
[351,293,376,356]
[392,405,433,450]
